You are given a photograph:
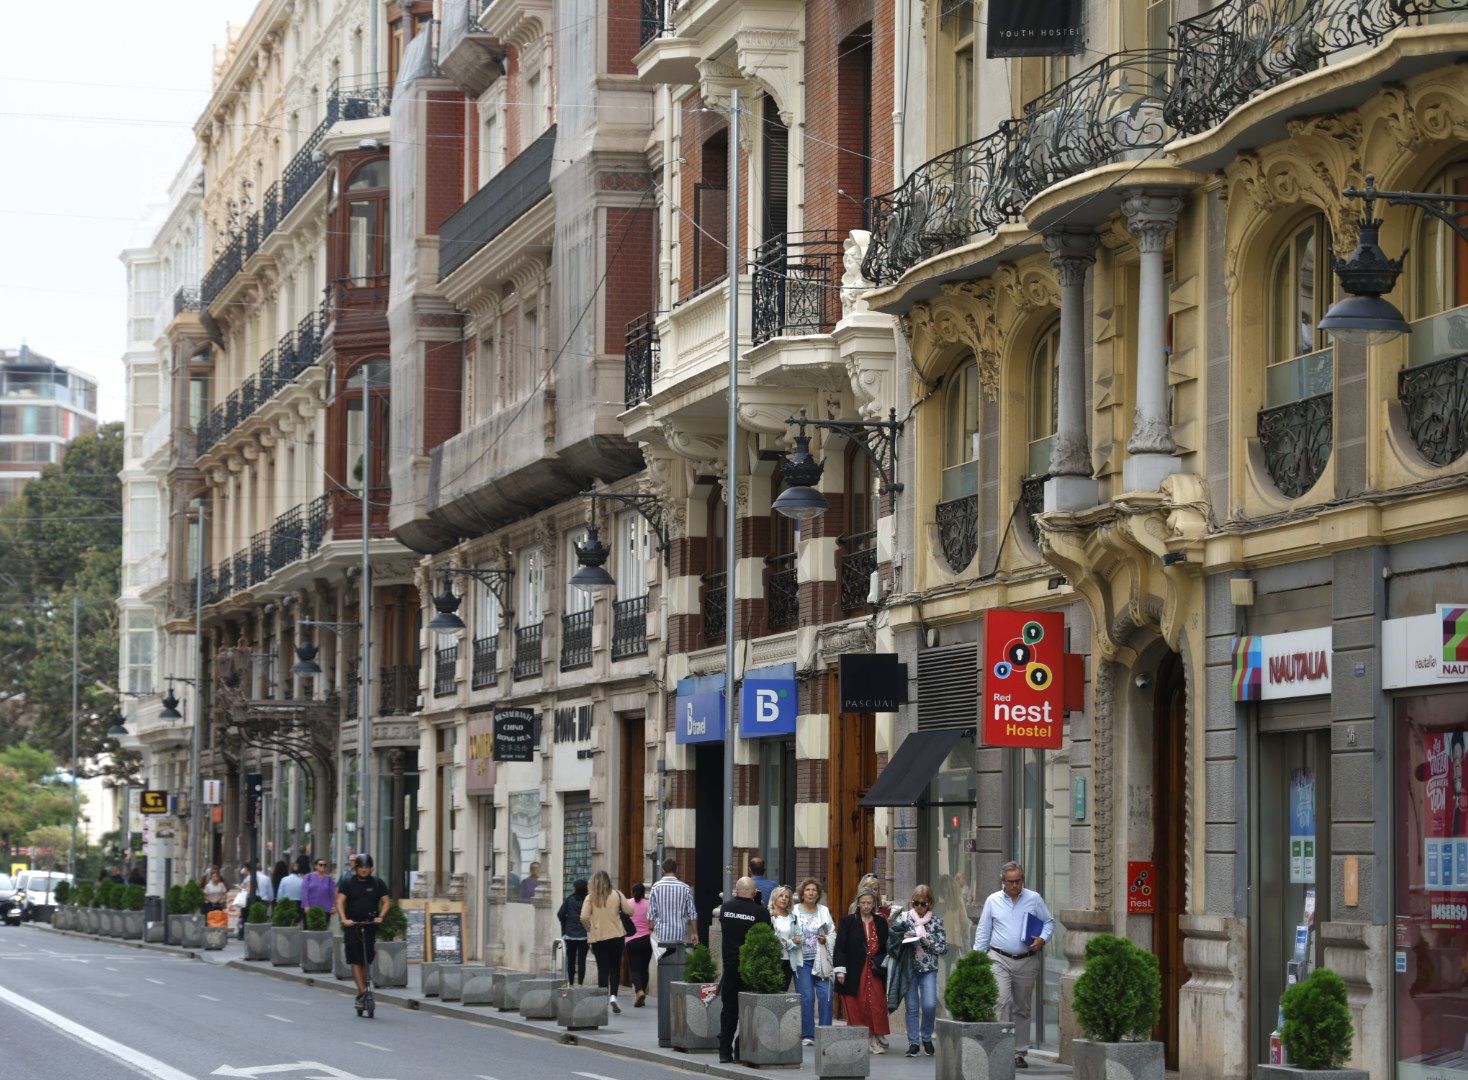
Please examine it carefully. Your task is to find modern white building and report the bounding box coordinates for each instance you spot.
[0,345,99,507]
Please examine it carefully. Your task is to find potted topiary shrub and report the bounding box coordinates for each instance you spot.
[243,900,272,961]
[1259,968,1364,1079]
[270,898,303,967]
[53,880,71,929]
[934,950,1014,1080]
[75,883,94,933]
[736,921,802,1067]
[370,900,409,988]
[121,884,146,940]
[1072,933,1164,1080]
[105,882,124,936]
[164,884,186,945]
[178,879,206,948]
[301,905,334,973]
[669,942,722,1052]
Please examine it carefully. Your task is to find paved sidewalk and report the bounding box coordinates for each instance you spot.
[36,924,1071,1079]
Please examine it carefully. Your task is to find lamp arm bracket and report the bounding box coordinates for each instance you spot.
[785,408,906,495]
[583,490,672,557]
[1344,177,1468,246]
[442,566,515,615]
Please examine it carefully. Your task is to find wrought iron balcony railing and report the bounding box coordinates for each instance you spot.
[345,661,361,720]
[1399,351,1468,467]
[433,645,459,698]
[839,534,877,613]
[611,595,649,659]
[196,313,323,456]
[513,622,544,680]
[935,494,979,573]
[172,286,201,316]
[765,553,799,633]
[639,0,673,46]
[250,531,269,586]
[752,231,846,346]
[471,634,498,688]
[381,664,417,713]
[1258,392,1333,499]
[560,610,593,670]
[1020,474,1049,549]
[625,312,661,408]
[702,572,726,648]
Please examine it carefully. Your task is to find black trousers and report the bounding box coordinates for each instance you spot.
[591,937,624,994]
[626,935,653,992]
[564,938,589,985]
[719,969,744,1058]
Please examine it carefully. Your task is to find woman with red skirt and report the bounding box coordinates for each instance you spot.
[834,887,891,1053]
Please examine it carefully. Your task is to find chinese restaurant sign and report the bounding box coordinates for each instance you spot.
[982,610,1066,749]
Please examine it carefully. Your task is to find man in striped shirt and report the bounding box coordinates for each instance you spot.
[646,857,700,947]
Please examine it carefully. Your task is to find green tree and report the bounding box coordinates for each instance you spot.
[0,749,74,850]
[22,824,74,869]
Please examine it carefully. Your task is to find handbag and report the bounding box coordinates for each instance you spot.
[868,951,887,979]
[814,937,834,980]
[618,894,637,937]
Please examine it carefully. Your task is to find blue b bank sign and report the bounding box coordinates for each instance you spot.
[674,664,797,743]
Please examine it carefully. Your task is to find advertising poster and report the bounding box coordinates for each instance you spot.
[1421,725,1468,928]
[981,609,1066,749]
[1289,768,1317,884]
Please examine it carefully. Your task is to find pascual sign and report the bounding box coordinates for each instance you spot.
[981,610,1066,749]
[1231,627,1332,701]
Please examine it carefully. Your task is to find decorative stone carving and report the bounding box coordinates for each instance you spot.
[841,231,874,317]
[735,30,802,128]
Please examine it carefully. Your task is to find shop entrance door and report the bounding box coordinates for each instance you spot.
[828,668,876,913]
[1153,652,1189,1069]
[619,715,646,893]
[693,742,724,941]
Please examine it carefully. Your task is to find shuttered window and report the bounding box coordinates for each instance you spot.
[917,643,978,730]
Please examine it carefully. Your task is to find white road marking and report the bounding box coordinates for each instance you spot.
[353,1041,390,1052]
[264,1014,294,1023]
[0,982,197,1080]
[198,994,221,1002]
[573,1073,624,1080]
[106,966,119,972]
[146,977,166,985]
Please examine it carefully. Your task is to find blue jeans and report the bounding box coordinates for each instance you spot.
[905,968,938,1045]
[793,958,832,1039]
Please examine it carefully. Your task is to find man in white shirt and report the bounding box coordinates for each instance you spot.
[973,861,1053,1069]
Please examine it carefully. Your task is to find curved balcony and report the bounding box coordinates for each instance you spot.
[196,314,322,456]
[197,494,330,606]
[935,494,978,573]
[1400,351,1468,467]
[751,231,845,346]
[1258,392,1333,499]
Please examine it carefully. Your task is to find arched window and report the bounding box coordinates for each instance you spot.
[1027,322,1060,477]
[1410,165,1468,345]
[942,356,981,499]
[345,159,389,284]
[1265,214,1332,407]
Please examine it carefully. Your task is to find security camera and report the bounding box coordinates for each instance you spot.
[1133,672,1151,691]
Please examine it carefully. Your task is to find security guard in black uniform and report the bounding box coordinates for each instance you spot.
[717,876,772,1063]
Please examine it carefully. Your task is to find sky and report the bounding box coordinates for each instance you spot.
[0,1,259,423]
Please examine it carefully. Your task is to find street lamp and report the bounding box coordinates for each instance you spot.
[106,709,128,738]
[568,524,614,593]
[772,408,906,521]
[426,566,514,634]
[291,639,322,676]
[1319,173,1468,344]
[568,488,670,593]
[159,687,183,721]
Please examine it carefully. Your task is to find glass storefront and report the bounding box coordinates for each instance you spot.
[1395,690,1468,1078]
[758,738,796,888]
[1011,745,1073,1052]
[916,736,977,1001]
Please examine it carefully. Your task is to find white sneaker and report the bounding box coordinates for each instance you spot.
[869,1038,886,1055]
[802,1038,814,1046]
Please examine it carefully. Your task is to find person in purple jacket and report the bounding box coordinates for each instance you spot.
[301,856,336,916]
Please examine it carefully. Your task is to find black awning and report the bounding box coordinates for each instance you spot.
[859,727,965,807]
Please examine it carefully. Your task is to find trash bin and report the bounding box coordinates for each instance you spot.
[656,940,689,1047]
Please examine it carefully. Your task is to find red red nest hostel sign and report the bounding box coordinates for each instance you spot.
[982,609,1067,749]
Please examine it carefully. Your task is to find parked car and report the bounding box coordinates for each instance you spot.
[0,874,15,906]
[14,871,71,920]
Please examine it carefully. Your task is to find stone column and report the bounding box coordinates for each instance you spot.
[1121,189,1185,492]
[1043,228,1099,512]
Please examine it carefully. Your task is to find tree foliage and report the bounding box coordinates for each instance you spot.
[0,746,74,847]
[1072,933,1161,1043]
[1281,967,1353,1069]
[944,950,1000,1023]
[738,922,788,994]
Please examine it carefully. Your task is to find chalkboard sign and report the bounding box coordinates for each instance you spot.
[494,708,537,762]
[430,911,464,964]
[404,906,427,962]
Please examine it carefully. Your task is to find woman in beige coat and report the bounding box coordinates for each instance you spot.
[581,869,634,1012]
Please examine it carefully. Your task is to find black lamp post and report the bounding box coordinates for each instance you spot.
[159,687,183,721]
[569,488,670,593]
[291,640,322,676]
[427,566,515,634]
[772,408,905,522]
[1321,173,1468,344]
[106,709,128,738]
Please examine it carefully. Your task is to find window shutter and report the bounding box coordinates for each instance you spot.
[917,643,978,730]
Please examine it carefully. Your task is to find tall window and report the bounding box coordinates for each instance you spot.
[188,373,210,429]
[1028,322,1060,476]
[1409,165,1468,368]
[526,69,545,139]
[518,547,543,625]
[345,159,390,283]
[480,111,500,186]
[693,129,729,293]
[617,510,651,599]
[564,529,592,615]
[344,359,389,492]
[128,484,160,561]
[942,357,981,499]
[1266,215,1333,406]
[474,561,501,641]
[518,307,539,400]
[126,613,155,694]
[949,2,976,147]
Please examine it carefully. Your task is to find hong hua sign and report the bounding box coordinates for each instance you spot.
[981,609,1066,749]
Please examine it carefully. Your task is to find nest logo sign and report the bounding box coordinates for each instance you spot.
[982,609,1066,749]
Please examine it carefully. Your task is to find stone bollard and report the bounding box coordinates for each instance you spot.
[420,962,443,997]
[815,1025,870,1078]
[556,985,610,1030]
[500,973,535,1012]
[440,965,466,1002]
[518,978,561,1020]
[460,967,498,1006]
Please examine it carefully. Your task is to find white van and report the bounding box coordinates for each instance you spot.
[14,870,73,915]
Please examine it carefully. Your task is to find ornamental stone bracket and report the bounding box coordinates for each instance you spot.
[1037,473,1209,661]
[735,386,817,440]
[835,313,898,422]
[734,30,802,128]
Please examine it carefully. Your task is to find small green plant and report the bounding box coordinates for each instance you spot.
[272,898,300,927]
[103,882,122,909]
[304,906,330,932]
[944,950,1000,1023]
[377,900,408,942]
[179,879,205,915]
[1073,933,1161,1043]
[738,922,787,994]
[1281,967,1353,1070]
[165,884,185,915]
[684,942,718,983]
[124,884,146,912]
[76,883,94,907]
[53,880,70,904]
[246,901,270,925]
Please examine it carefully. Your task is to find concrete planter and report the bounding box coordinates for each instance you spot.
[556,985,609,1030]
[333,935,352,980]
[518,978,561,1020]
[102,911,119,936]
[501,973,535,1012]
[301,930,334,972]
[271,925,302,966]
[737,991,803,1068]
[1258,1067,1369,1080]
[489,971,523,1009]
[145,917,165,943]
[420,962,443,997]
[934,1019,1014,1080]
[121,910,145,940]
[669,981,722,1052]
[1073,1039,1165,1080]
[815,1024,870,1078]
[441,965,466,1001]
[203,926,229,951]
[165,914,184,945]
[243,922,272,961]
[461,967,498,1005]
[371,940,408,988]
[180,914,206,950]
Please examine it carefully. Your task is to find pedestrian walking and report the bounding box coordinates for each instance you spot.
[716,876,772,1063]
[834,887,891,1054]
[888,884,949,1057]
[335,853,390,1013]
[775,879,835,1045]
[646,857,699,949]
[625,882,654,1007]
[749,855,778,906]
[201,868,229,913]
[276,856,307,904]
[973,861,1053,1070]
[581,870,633,1013]
[301,857,335,916]
[847,873,894,920]
[768,886,796,991]
[558,878,590,985]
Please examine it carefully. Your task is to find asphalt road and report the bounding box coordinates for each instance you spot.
[0,927,702,1080]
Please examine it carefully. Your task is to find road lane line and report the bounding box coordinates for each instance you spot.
[0,983,197,1080]
[265,1013,294,1023]
[354,1041,390,1052]
[573,1073,624,1080]
[106,966,119,972]
[198,994,221,1002]
[146,977,166,985]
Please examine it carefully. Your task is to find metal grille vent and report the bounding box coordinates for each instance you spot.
[916,642,978,730]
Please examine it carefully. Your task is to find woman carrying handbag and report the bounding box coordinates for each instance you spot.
[580,870,634,1013]
[833,887,891,1054]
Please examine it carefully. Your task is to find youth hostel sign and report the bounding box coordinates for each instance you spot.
[982,610,1066,749]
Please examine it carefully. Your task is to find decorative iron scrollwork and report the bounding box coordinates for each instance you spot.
[612,595,649,659]
[936,494,979,573]
[1257,392,1333,499]
[624,313,660,408]
[560,610,593,670]
[840,540,877,613]
[702,573,726,647]
[1400,351,1468,467]
[752,231,845,346]
[1019,474,1048,549]
[765,554,799,632]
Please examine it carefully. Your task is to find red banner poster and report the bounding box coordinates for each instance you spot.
[982,609,1066,749]
[1127,861,1157,914]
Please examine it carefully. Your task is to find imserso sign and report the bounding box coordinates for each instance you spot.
[982,609,1066,749]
